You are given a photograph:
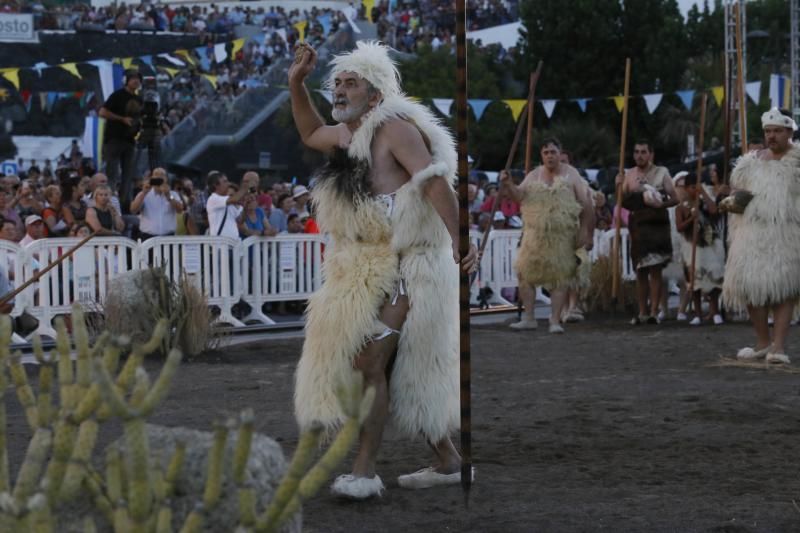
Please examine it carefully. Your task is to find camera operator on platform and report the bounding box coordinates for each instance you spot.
[99,69,142,209]
[130,167,184,240]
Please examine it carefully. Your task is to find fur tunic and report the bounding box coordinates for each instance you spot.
[722,146,800,310]
[294,96,459,443]
[515,177,582,289]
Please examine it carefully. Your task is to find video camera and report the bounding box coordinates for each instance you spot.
[139,76,162,139]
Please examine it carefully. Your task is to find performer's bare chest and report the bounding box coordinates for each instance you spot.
[369,140,412,195]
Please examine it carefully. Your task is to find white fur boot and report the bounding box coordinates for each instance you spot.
[330,474,385,499]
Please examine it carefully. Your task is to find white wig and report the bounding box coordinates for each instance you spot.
[324,41,402,98]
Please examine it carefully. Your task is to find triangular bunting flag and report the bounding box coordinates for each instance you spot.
[540,99,557,119]
[39,93,47,111]
[612,96,626,113]
[293,21,308,42]
[203,74,218,87]
[59,63,82,79]
[32,62,48,77]
[214,43,227,63]
[175,50,196,65]
[140,55,153,66]
[46,92,59,113]
[315,89,333,104]
[121,57,134,69]
[503,99,527,121]
[0,68,20,90]
[275,28,287,44]
[711,86,724,106]
[469,99,491,121]
[643,93,663,114]
[745,81,761,104]
[676,90,695,110]
[574,98,588,112]
[232,38,245,57]
[163,67,179,78]
[159,54,185,66]
[432,98,453,116]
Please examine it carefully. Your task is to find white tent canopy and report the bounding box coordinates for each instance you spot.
[467,21,523,50]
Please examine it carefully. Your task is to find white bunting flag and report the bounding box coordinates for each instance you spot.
[214,43,227,63]
[432,98,453,116]
[541,99,557,118]
[745,81,761,104]
[643,93,663,114]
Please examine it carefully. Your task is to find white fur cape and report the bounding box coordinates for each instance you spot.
[722,145,800,310]
[294,95,459,443]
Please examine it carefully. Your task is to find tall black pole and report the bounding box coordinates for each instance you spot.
[455,0,472,502]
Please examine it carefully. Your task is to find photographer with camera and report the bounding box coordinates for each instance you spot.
[99,69,142,209]
[130,168,184,240]
[206,170,257,239]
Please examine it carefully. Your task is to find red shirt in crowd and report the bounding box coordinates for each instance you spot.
[479,197,520,218]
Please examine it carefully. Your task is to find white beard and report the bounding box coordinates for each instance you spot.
[332,100,370,124]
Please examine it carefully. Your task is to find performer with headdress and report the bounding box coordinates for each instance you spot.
[722,108,800,364]
[288,41,477,499]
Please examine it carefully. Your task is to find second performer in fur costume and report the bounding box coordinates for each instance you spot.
[288,41,478,499]
[722,108,800,364]
[499,138,594,333]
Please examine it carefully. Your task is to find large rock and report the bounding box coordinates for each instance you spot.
[103,269,164,345]
[59,424,301,532]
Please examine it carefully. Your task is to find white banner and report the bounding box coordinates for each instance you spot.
[0,14,36,42]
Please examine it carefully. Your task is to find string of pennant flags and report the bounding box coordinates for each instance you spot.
[317,81,771,123]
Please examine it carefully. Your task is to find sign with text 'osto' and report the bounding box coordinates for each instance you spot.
[0,14,36,42]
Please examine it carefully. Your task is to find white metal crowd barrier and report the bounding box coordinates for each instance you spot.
[0,229,638,341]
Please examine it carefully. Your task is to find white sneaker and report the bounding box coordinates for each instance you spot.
[397,467,474,490]
[736,346,770,360]
[676,312,688,321]
[564,310,584,323]
[549,323,565,334]
[331,474,384,499]
[657,311,666,322]
[689,317,701,326]
[713,314,724,325]
[510,319,537,330]
[766,352,791,365]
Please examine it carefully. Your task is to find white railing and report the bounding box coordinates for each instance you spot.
[1,228,636,343]
[240,235,326,325]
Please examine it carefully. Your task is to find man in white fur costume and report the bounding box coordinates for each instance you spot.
[288,41,478,499]
[499,138,594,333]
[722,108,800,364]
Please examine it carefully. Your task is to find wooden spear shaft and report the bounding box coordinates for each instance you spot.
[688,93,708,296]
[722,52,732,185]
[478,62,543,259]
[454,0,472,501]
[611,58,632,304]
[0,232,98,307]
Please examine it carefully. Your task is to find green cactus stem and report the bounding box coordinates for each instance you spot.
[178,503,204,533]
[0,318,10,493]
[12,428,52,506]
[258,425,322,528]
[233,409,254,485]
[27,493,53,533]
[112,502,132,533]
[202,421,229,509]
[137,350,182,417]
[58,419,99,501]
[42,420,77,504]
[34,358,53,430]
[9,355,39,430]
[83,467,113,523]
[238,486,256,528]
[155,505,172,533]
[122,419,152,524]
[105,446,123,503]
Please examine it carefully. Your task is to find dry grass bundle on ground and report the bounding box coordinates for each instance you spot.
[583,256,637,313]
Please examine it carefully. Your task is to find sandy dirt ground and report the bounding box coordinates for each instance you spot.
[5,314,800,532]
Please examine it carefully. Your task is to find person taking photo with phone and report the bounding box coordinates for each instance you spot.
[130,167,184,240]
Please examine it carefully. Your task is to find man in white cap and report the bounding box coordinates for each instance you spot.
[291,184,311,219]
[722,108,800,364]
[289,41,477,499]
[19,215,45,247]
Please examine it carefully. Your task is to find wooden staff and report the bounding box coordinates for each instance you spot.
[722,52,732,185]
[688,93,708,296]
[611,58,632,305]
[454,0,471,501]
[734,3,748,149]
[478,62,543,261]
[0,232,98,307]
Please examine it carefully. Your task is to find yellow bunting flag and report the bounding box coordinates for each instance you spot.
[711,86,724,106]
[231,38,245,57]
[503,99,527,122]
[0,68,20,90]
[163,67,179,78]
[363,0,376,21]
[293,21,307,42]
[203,74,218,87]
[175,50,196,65]
[612,95,626,113]
[122,57,134,69]
[60,63,82,79]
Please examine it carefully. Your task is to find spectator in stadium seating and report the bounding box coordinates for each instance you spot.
[205,171,253,238]
[20,215,45,247]
[86,185,125,235]
[239,196,277,237]
[130,168,184,240]
[292,185,311,219]
[0,219,18,244]
[42,185,69,237]
[268,193,294,233]
[61,176,88,229]
[11,180,42,221]
[0,191,22,239]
